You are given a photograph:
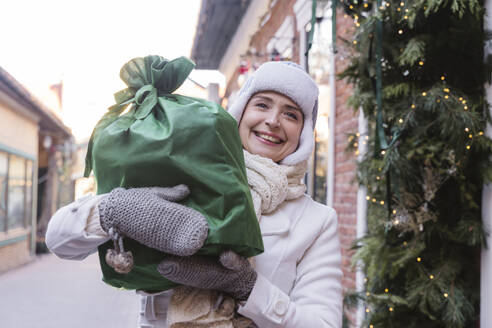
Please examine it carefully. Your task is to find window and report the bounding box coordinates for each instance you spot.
[306,3,333,204]
[8,155,26,230]
[0,152,7,231]
[0,151,34,232]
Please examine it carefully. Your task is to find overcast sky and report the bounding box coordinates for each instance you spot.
[0,0,224,141]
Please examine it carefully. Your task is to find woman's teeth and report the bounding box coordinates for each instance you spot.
[256,132,282,144]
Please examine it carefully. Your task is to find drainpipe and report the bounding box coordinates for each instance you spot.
[481,1,492,326]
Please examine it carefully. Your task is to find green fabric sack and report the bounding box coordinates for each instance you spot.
[84,55,263,292]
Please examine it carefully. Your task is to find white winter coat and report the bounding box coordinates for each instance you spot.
[46,193,343,328]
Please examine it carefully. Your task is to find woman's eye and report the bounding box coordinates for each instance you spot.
[285,111,299,120]
[256,103,268,109]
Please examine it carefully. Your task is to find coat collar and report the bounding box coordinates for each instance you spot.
[260,195,309,236]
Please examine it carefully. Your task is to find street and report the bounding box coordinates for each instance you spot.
[0,252,140,328]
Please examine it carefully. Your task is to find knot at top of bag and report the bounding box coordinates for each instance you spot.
[113,56,196,120]
[120,55,195,94]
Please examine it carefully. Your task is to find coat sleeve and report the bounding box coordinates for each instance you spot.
[238,209,343,328]
[45,194,110,260]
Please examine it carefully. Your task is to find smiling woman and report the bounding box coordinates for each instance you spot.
[239,91,304,163]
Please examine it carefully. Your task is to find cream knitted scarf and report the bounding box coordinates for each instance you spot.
[167,151,308,328]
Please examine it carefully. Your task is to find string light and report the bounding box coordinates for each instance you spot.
[422,92,427,96]
[443,88,450,92]
[392,209,397,214]
[429,274,434,279]
[366,292,371,296]
[411,104,416,109]
[444,95,449,99]
[386,2,390,7]
[417,257,422,262]
[469,134,473,139]
[465,128,470,132]
[394,219,399,224]
[372,198,377,202]
[398,118,404,124]
[466,145,471,150]
[441,76,446,80]
[385,288,389,292]
[366,308,371,313]
[400,1,405,5]
[376,176,381,180]
[398,29,403,35]
[479,131,484,136]
[366,196,371,200]
[389,307,394,312]
[464,106,468,110]
[364,3,369,8]
[370,325,374,328]
[353,40,358,45]
[381,150,386,155]
[403,241,408,246]
[380,200,385,205]
[419,61,424,66]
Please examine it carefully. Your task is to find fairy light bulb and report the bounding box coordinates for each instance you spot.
[398,29,403,35]
[444,293,448,298]
[400,1,405,5]
[441,76,446,80]
[366,292,370,296]
[372,198,377,203]
[394,219,399,224]
[381,150,386,155]
[366,196,370,200]
[466,145,471,150]
[392,209,397,214]
[479,131,484,136]
[389,307,394,312]
[411,104,416,109]
[444,95,449,99]
[429,275,434,279]
[380,200,385,205]
[399,118,404,124]
[469,134,473,139]
[419,61,424,66]
[422,92,427,96]
[353,40,358,45]
[464,106,468,110]
[417,257,421,262]
[366,308,370,313]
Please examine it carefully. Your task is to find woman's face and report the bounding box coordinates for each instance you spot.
[238,91,303,162]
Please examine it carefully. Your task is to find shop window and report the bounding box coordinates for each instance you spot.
[8,155,26,230]
[305,3,333,204]
[25,160,33,228]
[0,151,34,233]
[0,152,7,231]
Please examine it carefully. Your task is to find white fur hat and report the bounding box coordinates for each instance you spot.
[227,61,319,165]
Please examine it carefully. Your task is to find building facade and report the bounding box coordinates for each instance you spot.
[0,67,74,273]
[191,0,361,324]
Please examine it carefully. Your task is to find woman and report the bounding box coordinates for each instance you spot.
[46,61,343,328]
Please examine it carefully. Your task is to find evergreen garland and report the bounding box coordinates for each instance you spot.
[339,0,492,327]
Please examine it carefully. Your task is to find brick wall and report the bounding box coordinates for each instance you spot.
[333,8,359,325]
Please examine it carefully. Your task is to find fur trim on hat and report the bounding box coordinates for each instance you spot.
[228,61,318,165]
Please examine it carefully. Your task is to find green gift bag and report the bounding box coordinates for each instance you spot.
[84,55,263,292]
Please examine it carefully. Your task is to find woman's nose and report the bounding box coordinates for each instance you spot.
[265,112,280,128]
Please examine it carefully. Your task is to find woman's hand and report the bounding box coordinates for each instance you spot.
[158,250,257,301]
[98,185,208,256]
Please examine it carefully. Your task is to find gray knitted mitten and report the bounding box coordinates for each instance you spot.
[98,185,208,256]
[157,250,257,301]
